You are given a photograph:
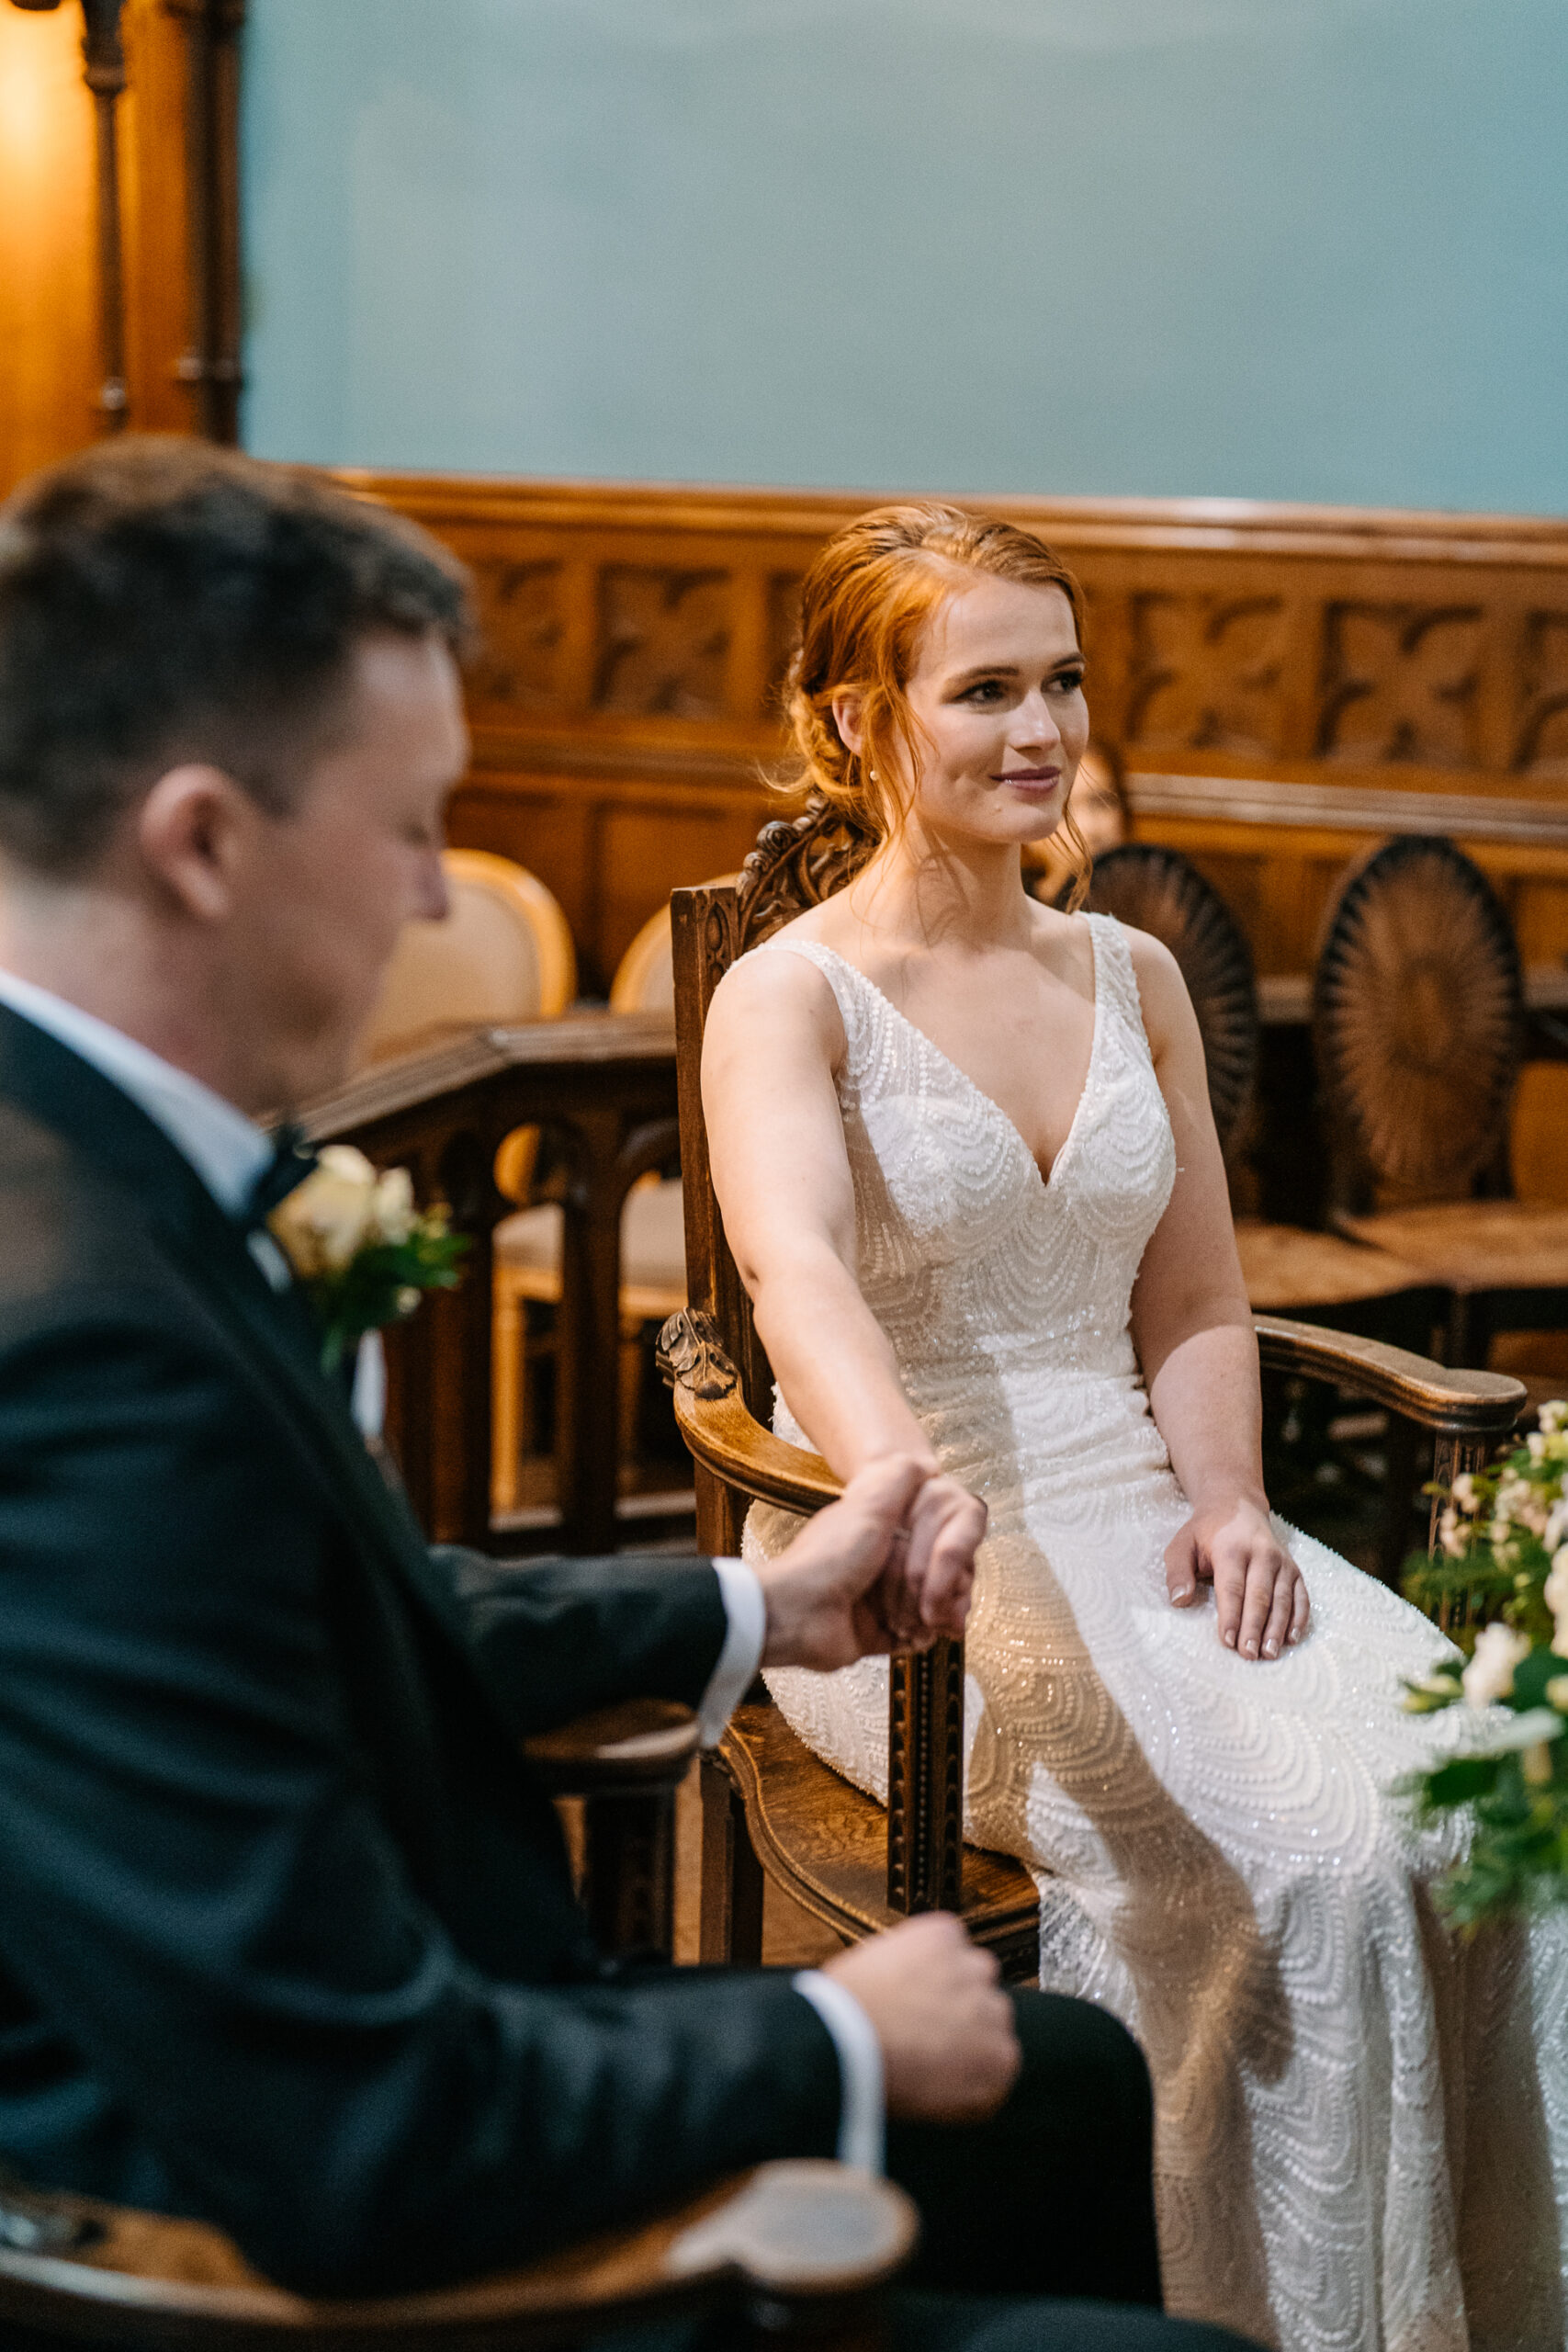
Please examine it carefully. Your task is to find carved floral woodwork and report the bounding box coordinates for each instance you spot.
[1518,611,1568,778]
[1317,604,1484,768]
[594,566,730,717]
[343,474,1568,989]
[1127,592,1291,757]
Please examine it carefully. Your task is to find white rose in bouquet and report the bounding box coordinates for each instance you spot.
[1461,1621,1530,1708]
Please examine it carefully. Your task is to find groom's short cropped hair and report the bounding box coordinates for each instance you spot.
[0,436,473,878]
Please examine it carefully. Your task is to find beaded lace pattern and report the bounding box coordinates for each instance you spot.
[745,913,1568,2352]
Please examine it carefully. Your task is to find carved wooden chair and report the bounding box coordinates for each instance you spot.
[663,800,1526,1978]
[1066,842,1440,1335]
[0,1697,916,2349]
[1315,834,1568,1369]
[0,2161,911,2351]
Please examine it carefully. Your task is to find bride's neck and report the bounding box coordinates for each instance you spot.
[845,823,1032,955]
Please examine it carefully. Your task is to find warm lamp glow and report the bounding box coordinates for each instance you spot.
[0,0,99,492]
[0,7,79,183]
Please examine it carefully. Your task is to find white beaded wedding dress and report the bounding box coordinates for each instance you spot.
[745,913,1568,2352]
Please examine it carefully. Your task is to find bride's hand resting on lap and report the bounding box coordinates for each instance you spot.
[1165,1497,1309,1661]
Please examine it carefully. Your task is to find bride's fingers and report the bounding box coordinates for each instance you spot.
[1289,1573,1311,1645]
[1260,1564,1296,1660]
[1235,1548,1281,1659]
[920,1498,984,1633]
[874,1538,926,1647]
[1211,1551,1247,1647]
[1165,1527,1201,1607]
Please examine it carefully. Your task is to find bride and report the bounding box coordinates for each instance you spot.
[701,503,1566,2352]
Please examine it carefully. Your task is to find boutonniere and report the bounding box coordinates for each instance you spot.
[269,1145,469,1375]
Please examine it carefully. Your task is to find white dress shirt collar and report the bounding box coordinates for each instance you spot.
[0,967,271,1219]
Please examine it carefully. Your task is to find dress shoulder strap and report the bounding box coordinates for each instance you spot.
[1082,912,1154,1057]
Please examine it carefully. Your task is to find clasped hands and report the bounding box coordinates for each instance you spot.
[755,1457,984,1672]
[755,1459,1020,2128]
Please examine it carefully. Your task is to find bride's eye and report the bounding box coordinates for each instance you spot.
[1050,668,1087,695]
[958,679,1007,704]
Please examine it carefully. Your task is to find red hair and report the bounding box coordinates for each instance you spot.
[780,503,1090,903]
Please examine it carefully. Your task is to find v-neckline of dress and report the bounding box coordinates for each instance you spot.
[802,920,1106,1195]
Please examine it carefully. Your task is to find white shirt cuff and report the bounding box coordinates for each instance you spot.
[351,1331,387,1439]
[695,1556,767,1747]
[791,1972,886,2174]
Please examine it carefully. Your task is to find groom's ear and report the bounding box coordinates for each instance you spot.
[830,688,866,756]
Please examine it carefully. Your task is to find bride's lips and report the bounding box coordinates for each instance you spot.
[992,766,1062,797]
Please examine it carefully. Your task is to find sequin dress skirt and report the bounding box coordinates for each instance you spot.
[746,919,1568,2352]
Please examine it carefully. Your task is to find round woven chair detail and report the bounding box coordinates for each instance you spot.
[1313,835,1523,1206]
[1070,842,1258,1159]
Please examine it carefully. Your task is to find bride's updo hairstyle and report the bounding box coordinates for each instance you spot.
[781,502,1091,903]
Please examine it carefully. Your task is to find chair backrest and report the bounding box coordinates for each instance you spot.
[1069,842,1258,1164]
[1313,834,1524,1211]
[671,799,959,1917]
[358,849,577,1064]
[610,878,739,1016]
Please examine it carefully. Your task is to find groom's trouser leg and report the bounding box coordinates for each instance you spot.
[886,1991,1163,2305]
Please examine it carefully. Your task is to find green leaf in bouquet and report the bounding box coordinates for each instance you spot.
[1422,1754,1503,1808]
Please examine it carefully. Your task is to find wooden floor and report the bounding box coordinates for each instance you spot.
[671,1764,841,1969]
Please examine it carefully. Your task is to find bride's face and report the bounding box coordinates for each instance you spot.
[837,574,1089,849]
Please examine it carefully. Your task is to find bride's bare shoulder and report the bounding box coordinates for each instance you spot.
[703,932,847,1070]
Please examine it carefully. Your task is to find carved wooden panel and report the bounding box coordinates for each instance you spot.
[593,567,731,718]
[1317,604,1484,768]
[1127,593,1292,757]
[764,571,807,716]
[344,472,1568,1007]
[467,559,565,710]
[1518,611,1568,778]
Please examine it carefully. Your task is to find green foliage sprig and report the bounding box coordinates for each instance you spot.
[1400,1406,1568,1925]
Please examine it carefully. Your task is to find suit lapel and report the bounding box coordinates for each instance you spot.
[0,1009,475,1650]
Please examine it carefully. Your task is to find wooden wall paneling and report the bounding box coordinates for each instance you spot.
[349,474,1568,1030]
[0,3,101,492]
[121,0,197,435]
[0,0,239,498]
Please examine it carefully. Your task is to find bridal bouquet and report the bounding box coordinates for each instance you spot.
[1401,1405,1568,1924]
[270,1144,468,1374]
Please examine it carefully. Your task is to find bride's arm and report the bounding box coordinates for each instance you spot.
[702,951,982,1634]
[1125,932,1311,1662]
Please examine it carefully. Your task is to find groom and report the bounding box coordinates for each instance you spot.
[0,439,1250,2352]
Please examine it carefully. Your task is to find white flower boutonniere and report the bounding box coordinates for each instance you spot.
[269,1144,468,1374]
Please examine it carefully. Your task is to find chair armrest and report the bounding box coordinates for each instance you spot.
[524,1699,700,1797]
[0,2161,917,2346]
[659,1311,842,1515]
[1254,1315,1525,1439]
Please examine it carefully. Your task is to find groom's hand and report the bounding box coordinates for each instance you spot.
[822,1914,1021,2122]
[757,1457,983,1670]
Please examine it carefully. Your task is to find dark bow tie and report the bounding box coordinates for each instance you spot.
[245,1123,320,1227]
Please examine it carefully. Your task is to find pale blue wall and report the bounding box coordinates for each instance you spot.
[241,0,1568,512]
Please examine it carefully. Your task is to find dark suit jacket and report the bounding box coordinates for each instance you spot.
[0,1007,840,2296]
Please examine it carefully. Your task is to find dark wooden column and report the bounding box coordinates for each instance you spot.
[163,0,244,441]
[80,0,130,431]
